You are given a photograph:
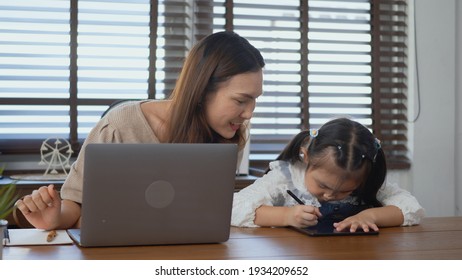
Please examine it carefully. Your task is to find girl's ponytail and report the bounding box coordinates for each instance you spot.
[264,130,312,173]
[275,130,311,164]
[356,148,386,207]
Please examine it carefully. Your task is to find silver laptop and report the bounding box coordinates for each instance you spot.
[67,143,237,247]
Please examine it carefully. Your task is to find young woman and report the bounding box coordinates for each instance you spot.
[232,118,424,232]
[16,31,265,230]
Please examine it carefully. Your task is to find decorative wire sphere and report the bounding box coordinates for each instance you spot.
[38,137,73,176]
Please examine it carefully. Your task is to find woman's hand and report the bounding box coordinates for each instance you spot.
[286,205,322,228]
[15,184,62,230]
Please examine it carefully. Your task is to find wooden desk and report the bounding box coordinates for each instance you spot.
[3,217,462,260]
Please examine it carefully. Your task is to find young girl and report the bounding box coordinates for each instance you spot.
[232,118,424,232]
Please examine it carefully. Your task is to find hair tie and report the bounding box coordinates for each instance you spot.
[373,138,381,162]
[309,129,318,138]
[375,138,381,150]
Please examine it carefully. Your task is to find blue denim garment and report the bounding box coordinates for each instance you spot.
[319,202,370,222]
[302,202,371,231]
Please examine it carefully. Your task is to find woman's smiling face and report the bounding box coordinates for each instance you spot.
[204,70,263,139]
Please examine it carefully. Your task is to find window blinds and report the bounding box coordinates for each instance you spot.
[213,0,409,168]
[214,0,304,160]
[0,0,71,152]
[371,0,409,168]
[76,0,150,139]
[0,0,409,169]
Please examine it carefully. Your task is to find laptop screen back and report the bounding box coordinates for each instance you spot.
[75,143,237,247]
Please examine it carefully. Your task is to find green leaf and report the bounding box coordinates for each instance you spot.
[0,182,18,220]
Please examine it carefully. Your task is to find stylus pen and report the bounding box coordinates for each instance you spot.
[287,190,305,205]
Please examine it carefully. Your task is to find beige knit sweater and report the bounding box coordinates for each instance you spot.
[60,100,243,203]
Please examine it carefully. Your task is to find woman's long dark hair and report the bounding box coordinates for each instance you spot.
[276,118,387,207]
[167,31,265,150]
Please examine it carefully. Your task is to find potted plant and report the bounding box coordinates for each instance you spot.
[1,165,17,259]
[1,181,17,219]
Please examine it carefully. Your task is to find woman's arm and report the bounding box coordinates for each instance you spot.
[59,199,82,229]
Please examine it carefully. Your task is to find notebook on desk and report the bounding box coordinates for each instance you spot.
[67,143,237,247]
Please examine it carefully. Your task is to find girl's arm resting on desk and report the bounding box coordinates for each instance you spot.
[333,205,404,232]
[255,205,321,228]
[377,182,425,225]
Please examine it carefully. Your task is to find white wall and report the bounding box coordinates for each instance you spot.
[456,1,462,216]
[389,0,460,217]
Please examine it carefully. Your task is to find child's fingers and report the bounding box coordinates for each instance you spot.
[333,221,350,232]
[334,220,379,232]
[313,207,322,218]
[290,205,319,227]
[301,205,320,216]
[349,222,359,232]
[301,206,320,225]
[364,222,379,232]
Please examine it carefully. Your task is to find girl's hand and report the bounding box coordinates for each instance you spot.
[334,205,404,232]
[333,211,379,233]
[286,205,322,228]
[15,184,62,230]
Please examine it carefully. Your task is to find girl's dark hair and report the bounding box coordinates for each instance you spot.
[276,118,387,207]
[167,31,265,150]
